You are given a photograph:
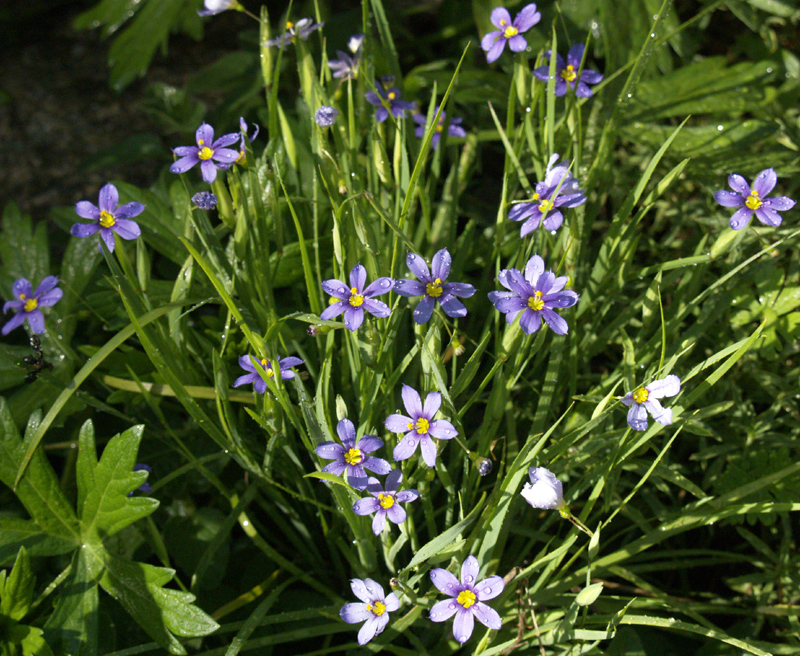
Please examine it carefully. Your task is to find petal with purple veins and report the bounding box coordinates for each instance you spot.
[2,313,27,335]
[357,435,384,454]
[646,375,680,399]
[315,441,345,460]
[363,456,392,475]
[755,207,783,227]
[37,288,63,307]
[519,308,542,334]
[727,174,750,197]
[489,6,512,28]
[340,601,370,624]
[394,279,426,298]
[371,510,387,535]
[396,488,419,503]
[412,295,436,324]
[714,190,745,208]
[541,308,569,335]
[200,160,218,184]
[170,154,200,174]
[428,419,457,440]
[431,248,452,281]
[113,219,141,241]
[196,123,215,147]
[320,301,347,320]
[26,310,45,334]
[363,277,394,297]
[644,398,673,425]
[343,306,364,331]
[401,385,423,417]
[475,575,505,601]
[508,34,528,52]
[392,433,419,461]
[385,469,403,493]
[439,294,467,318]
[362,298,391,318]
[472,601,502,629]
[406,252,431,282]
[385,413,412,433]
[763,196,796,211]
[422,392,441,419]
[627,403,648,431]
[71,223,101,238]
[429,568,461,595]
[453,608,475,644]
[100,228,116,253]
[386,503,406,525]
[322,460,347,476]
[752,168,777,197]
[322,279,351,300]
[212,132,240,149]
[460,555,480,585]
[115,202,145,220]
[581,69,603,84]
[419,435,438,467]
[729,207,753,230]
[98,184,119,213]
[353,497,381,515]
[336,418,357,446]
[430,598,459,622]
[75,201,100,220]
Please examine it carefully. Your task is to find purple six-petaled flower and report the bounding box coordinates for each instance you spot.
[169,123,240,184]
[232,354,304,394]
[352,469,419,534]
[621,375,681,431]
[263,18,323,48]
[508,154,587,236]
[394,248,476,324]
[2,277,63,335]
[533,44,603,97]
[315,418,391,490]
[481,4,541,63]
[320,264,393,332]
[488,254,579,335]
[329,34,364,80]
[713,168,796,230]
[71,183,144,253]
[365,78,416,123]
[413,108,467,149]
[339,578,400,646]
[429,554,504,644]
[385,385,457,468]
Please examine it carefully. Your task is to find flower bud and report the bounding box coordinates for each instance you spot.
[521,466,564,510]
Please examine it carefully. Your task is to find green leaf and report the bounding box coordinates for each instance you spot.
[0,518,76,564]
[0,402,80,546]
[98,555,219,655]
[0,203,50,295]
[76,420,159,544]
[16,625,53,656]
[0,547,35,621]
[402,499,484,573]
[43,547,101,656]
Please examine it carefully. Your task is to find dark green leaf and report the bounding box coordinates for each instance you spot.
[0,546,35,621]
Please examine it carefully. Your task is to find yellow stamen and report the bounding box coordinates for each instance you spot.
[366,600,386,616]
[435,123,444,133]
[99,210,116,228]
[457,589,476,609]
[414,417,430,434]
[632,387,649,404]
[532,192,540,201]
[344,448,364,466]
[538,199,554,215]
[198,146,214,161]
[426,278,443,298]
[378,493,395,509]
[23,297,38,312]
[503,26,519,38]
[349,288,364,307]
[745,190,762,210]
[561,65,577,82]
[527,291,544,311]
[286,21,294,29]
[388,91,396,100]
[260,358,275,378]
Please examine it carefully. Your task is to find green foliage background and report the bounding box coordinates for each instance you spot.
[0,0,799,654]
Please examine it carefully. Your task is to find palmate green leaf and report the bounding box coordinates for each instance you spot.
[99,556,220,655]
[0,547,35,621]
[0,203,50,297]
[75,420,159,545]
[0,518,75,564]
[43,547,101,656]
[0,402,81,549]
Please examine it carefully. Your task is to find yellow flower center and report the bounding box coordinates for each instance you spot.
[532,192,540,201]
[538,199,554,214]
[435,123,444,133]
[344,448,364,466]
[503,26,519,39]
[285,21,294,29]
[411,417,429,434]
[378,493,395,509]
[366,600,386,616]
[457,589,476,609]
[426,278,443,298]
[22,296,38,312]
[561,65,577,82]
[349,288,364,307]
[99,210,116,228]
[745,190,762,210]
[198,146,214,161]
[259,358,276,378]
[527,291,544,311]
[388,91,396,100]
[632,387,649,404]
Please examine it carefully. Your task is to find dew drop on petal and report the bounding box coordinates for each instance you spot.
[449,603,456,609]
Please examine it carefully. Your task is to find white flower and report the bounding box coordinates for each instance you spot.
[521,466,563,510]
[198,0,239,16]
[621,374,681,431]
